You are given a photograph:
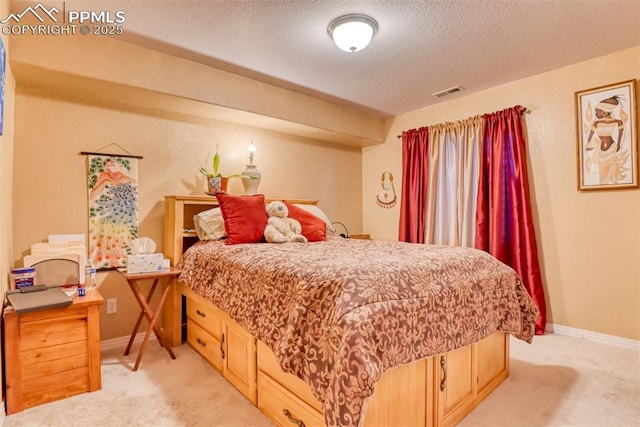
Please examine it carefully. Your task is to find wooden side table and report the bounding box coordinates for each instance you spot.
[120,267,181,371]
[3,289,104,414]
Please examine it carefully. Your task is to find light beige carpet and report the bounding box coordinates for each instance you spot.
[3,333,639,426]
[3,342,274,427]
[459,334,640,427]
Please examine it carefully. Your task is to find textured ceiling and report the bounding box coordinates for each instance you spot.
[12,0,640,117]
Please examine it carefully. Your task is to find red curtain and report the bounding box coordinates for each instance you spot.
[398,128,429,243]
[475,106,547,334]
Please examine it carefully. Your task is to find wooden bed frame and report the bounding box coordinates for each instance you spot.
[162,194,509,427]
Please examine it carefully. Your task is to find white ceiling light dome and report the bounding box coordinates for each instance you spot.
[328,14,378,53]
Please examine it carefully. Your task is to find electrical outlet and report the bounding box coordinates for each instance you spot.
[107,298,117,314]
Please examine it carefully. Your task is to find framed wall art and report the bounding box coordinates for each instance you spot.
[575,79,638,191]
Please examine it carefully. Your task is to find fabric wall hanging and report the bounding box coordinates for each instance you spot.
[86,155,139,269]
[376,171,397,208]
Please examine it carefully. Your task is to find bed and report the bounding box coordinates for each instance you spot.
[163,194,539,427]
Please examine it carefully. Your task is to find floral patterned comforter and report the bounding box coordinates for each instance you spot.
[177,236,539,427]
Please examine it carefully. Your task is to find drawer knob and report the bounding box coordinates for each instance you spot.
[196,337,206,347]
[283,409,305,427]
[195,309,206,318]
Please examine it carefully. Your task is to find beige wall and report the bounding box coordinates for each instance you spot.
[12,42,363,340]
[10,34,385,147]
[363,46,640,341]
[1,0,15,410]
[0,1,14,291]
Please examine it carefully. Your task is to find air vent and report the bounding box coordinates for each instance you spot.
[432,86,464,98]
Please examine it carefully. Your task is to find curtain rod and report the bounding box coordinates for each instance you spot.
[396,106,529,139]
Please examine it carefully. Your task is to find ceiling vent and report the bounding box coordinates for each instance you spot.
[432,85,464,98]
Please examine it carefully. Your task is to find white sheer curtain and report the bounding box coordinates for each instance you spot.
[425,117,483,246]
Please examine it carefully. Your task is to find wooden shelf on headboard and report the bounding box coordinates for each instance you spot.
[164,195,220,266]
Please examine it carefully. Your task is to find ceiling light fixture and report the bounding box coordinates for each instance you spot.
[327,14,378,53]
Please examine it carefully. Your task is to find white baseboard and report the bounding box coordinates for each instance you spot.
[100,333,158,352]
[0,401,5,422]
[546,323,639,351]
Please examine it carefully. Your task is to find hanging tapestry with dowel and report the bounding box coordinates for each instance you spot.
[86,155,139,269]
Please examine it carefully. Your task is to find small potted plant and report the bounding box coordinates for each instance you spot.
[199,146,241,194]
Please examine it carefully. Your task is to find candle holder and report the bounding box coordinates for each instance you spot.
[242,142,261,194]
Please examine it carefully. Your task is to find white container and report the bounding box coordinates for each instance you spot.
[12,267,36,289]
[127,254,164,274]
[84,263,97,288]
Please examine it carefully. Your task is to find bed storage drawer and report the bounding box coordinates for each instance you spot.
[187,319,223,371]
[186,297,223,338]
[257,340,322,412]
[258,373,325,427]
[435,332,509,426]
[183,287,257,403]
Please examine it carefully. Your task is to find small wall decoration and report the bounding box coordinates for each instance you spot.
[87,155,139,269]
[575,79,638,190]
[376,171,397,208]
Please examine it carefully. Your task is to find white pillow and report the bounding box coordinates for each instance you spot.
[193,207,227,241]
[292,204,335,233]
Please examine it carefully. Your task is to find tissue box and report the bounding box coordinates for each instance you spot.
[127,254,164,274]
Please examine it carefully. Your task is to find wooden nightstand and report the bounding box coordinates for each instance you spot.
[3,289,104,414]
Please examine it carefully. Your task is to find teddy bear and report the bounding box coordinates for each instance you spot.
[264,201,308,243]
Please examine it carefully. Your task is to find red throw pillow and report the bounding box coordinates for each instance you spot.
[217,193,268,245]
[283,201,326,242]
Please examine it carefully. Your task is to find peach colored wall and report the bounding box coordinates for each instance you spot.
[1,0,15,411]
[12,86,362,340]
[363,46,640,341]
[10,34,385,147]
[0,2,14,291]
